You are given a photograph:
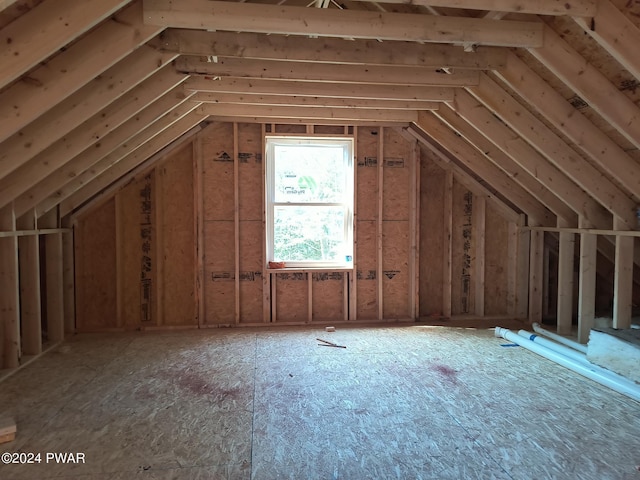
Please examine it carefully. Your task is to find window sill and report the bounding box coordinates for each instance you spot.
[266,266,354,274]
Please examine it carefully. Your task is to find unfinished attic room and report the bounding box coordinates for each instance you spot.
[3,0,640,479]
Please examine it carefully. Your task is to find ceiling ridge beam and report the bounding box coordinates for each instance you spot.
[348,0,597,16]
[0,45,178,182]
[451,89,610,228]
[413,112,554,226]
[573,0,640,83]
[185,77,455,101]
[467,73,637,229]
[0,0,130,90]
[143,0,544,47]
[434,104,575,222]
[62,113,206,218]
[175,56,479,87]
[527,23,640,151]
[0,0,164,144]
[1,77,191,211]
[495,52,640,202]
[159,29,507,69]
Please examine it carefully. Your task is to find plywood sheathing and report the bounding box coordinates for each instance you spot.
[1,327,639,478]
[74,198,117,331]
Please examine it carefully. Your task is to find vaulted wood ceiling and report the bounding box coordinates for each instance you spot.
[1,0,639,235]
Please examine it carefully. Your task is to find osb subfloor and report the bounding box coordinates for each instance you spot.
[0,326,639,480]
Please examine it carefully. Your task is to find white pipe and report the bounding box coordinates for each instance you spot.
[517,330,589,365]
[532,322,588,354]
[495,327,640,403]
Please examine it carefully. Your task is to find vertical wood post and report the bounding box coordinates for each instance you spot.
[578,217,597,343]
[17,211,41,355]
[613,216,633,329]
[409,139,419,320]
[62,216,75,334]
[193,134,205,327]
[0,205,20,368]
[377,127,384,320]
[556,218,576,335]
[233,123,240,324]
[515,217,530,319]
[40,208,64,343]
[442,170,453,318]
[528,229,544,323]
[472,196,486,317]
[507,221,518,317]
[350,127,358,321]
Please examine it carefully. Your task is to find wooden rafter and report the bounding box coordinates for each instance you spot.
[573,0,640,83]
[175,56,480,87]
[0,45,178,182]
[348,0,597,16]
[0,0,164,144]
[159,29,507,69]
[0,0,130,90]
[143,0,544,47]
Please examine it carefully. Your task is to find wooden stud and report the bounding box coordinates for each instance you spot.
[308,273,313,323]
[528,230,544,323]
[377,127,384,321]
[0,205,20,368]
[155,168,164,326]
[507,221,518,316]
[144,0,544,47]
[556,218,576,335]
[61,216,75,334]
[16,211,41,356]
[348,0,596,15]
[473,196,486,317]
[193,135,205,328]
[262,124,271,323]
[115,194,124,328]
[233,123,240,324]
[350,127,358,321]
[409,139,419,320]
[613,217,634,329]
[40,208,64,343]
[443,170,453,318]
[578,216,597,344]
[515,218,530,319]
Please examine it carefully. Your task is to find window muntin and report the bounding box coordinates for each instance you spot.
[266,137,354,268]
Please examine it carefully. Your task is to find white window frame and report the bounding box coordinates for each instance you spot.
[265,136,354,268]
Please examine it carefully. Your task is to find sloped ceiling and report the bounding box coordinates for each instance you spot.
[0,0,639,234]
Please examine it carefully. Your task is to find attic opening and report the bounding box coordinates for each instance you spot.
[265,136,354,268]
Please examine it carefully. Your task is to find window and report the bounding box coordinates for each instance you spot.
[266,136,354,268]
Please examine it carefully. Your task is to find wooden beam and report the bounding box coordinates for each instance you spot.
[12,71,190,216]
[473,196,486,317]
[0,1,164,144]
[613,217,633,329]
[0,45,178,182]
[529,230,544,323]
[206,116,410,127]
[159,29,507,69]
[409,138,419,320]
[233,123,240,324]
[578,217,597,344]
[515,218,530,319]
[0,205,20,368]
[16,211,41,355]
[556,218,575,335]
[442,170,453,318]
[197,104,418,123]
[61,114,206,217]
[377,127,384,321]
[435,104,573,223]
[507,222,518,316]
[40,209,64,343]
[349,0,597,16]
[143,0,544,47]
[407,125,521,224]
[468,74,637,229]
[574,0,640,86]
[193,134,205,327]
[192,92,440,111]
[176,56,480,87]
[416,111,554,226]
[41,102,200,219]
[0,0,129,90]
[185,77,455,101]
[496,51,640,202]
[528,23,640,151]
[450,89,611,228]
[61,216,75,334]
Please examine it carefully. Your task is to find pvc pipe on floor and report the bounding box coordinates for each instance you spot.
[495,327,640,404]
[517,330,589,365]
[532,322,588,354]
